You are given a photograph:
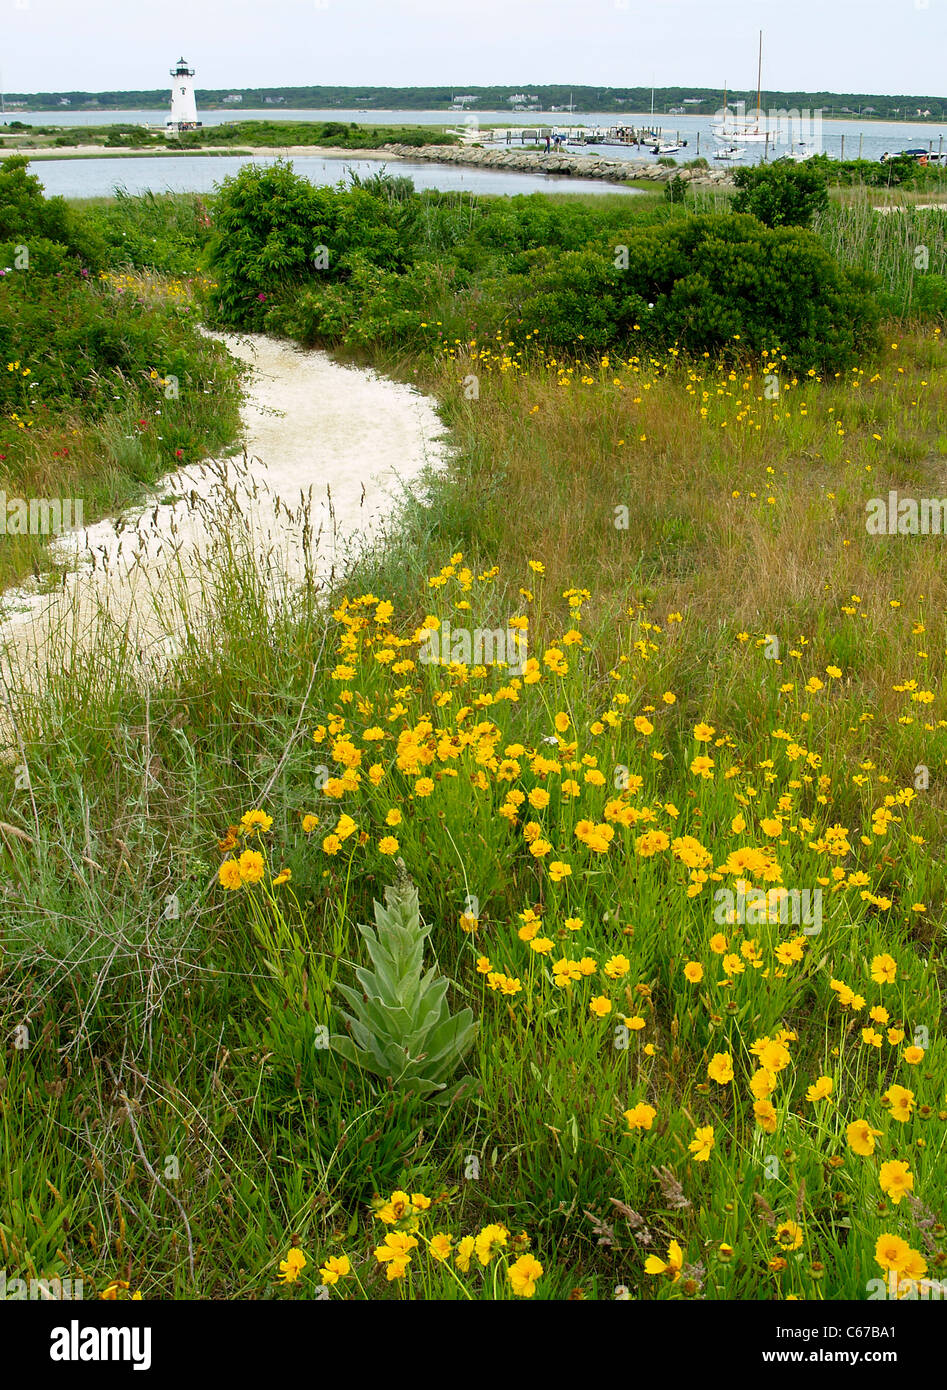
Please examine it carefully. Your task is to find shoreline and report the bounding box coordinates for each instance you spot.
[3,140,729,186]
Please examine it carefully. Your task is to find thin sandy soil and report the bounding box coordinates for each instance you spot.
[0,332,448,713]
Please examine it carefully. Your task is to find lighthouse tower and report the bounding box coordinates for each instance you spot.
[167,57,201,132]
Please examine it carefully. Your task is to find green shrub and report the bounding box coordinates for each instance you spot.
[522,213,880,371]
[266,255,458,350]
[0,155,105,269]
[731,159,830,228]
[206,160,420,330]
[912,272,947,319]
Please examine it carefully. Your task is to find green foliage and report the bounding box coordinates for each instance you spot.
[827,153,947,189]
[204,169,880,369]
[664,174,688,205]
[522,213,880,371]
[84,189,214,277]
[266,256,458,350]
[731,159,830,228]
[0,155,105,268]
[912,271,947,319]
[331,879,478,1103]
[174,120,457,150]
[205,161,419,330]
[0,241,217,421]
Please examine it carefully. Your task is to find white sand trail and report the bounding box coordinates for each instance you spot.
[0,332,448,703]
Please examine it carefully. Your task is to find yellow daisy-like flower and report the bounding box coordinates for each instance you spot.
[688,1125,715,1162]
[775,1221,803,1251]
[624,1102,657,1131]
[278,1248,307,1283]
[707,1053,733,1085]
[645,1240,684,1281]
[454,1235,476,1273]
[507,1253,543,1297]
[879,1160,914,1206]
[240,809,273,836]
[883,1084,915,1123]
[428,1232,453,1262]
[846,1118,881,1156]
[218,860,243,890]
[237,849,265,884]
[319,1254,351,1285]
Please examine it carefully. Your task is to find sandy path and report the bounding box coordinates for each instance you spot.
[0,332,447,703]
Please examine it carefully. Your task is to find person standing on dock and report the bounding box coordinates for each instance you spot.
[545,134,550,152]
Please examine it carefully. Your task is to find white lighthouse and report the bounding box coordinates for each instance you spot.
[167,57,201,132]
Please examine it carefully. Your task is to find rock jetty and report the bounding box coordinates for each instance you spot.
[381,142,732,188]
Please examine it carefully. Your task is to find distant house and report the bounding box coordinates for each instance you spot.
[862,106,876,114]
[58,97,71,106]
[452,95,478,106]
[264,96,285,104]
[223,94,243,104]
[668,106,686,115]
[683,98,703,105]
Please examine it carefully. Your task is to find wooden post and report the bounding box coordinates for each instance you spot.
[858,132,863,160]
[840,133,845,161]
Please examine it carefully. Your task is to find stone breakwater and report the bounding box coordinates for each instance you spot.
[382,143,733,188]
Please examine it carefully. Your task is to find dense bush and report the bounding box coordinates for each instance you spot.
[206,161,420,330]
[520,214,880,370]
[202,162,880,370]
[731,159,830,228]
[0,155,105,269]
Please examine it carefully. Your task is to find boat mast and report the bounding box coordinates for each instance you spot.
[756,30,762,122]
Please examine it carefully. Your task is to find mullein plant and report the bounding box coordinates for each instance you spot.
[331,877,478,1104]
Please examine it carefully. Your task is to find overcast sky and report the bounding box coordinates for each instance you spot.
[3,0,945,97]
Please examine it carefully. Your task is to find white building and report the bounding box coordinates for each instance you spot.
[167,57,201,131]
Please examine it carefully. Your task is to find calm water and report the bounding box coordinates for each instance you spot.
[31,154,644,200]
[5,105,947,165]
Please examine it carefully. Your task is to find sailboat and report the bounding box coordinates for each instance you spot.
[713,81,747,159]
[716,33,769,143]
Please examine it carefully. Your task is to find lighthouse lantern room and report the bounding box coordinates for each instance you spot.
[167,57,201,132]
